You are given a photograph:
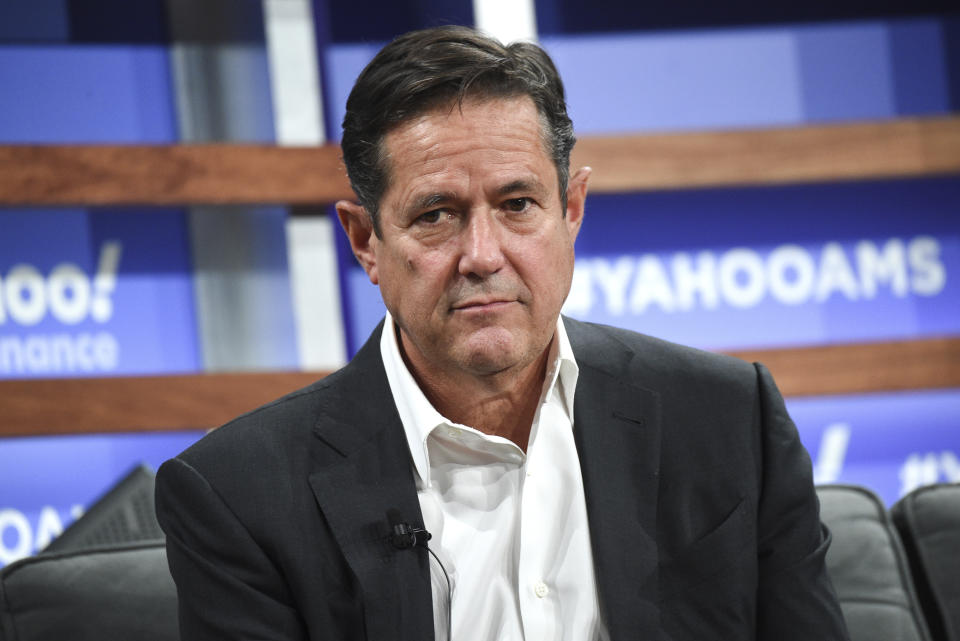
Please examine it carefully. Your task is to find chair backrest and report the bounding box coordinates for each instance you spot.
[0,540,178,641]
[44,464,164,554]
[892,482,960,641]
[817,484,931,641]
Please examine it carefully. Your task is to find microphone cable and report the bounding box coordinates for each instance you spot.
[388,510,453,640]
[425,543,453,641]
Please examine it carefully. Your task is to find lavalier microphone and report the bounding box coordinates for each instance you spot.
[387,509,432,549]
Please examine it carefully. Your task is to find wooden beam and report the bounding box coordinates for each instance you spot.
[1,117,958,206]
[2,337,958,437]
[572,116,960,193]
[725,336,960,398]
[0,144,353,206]
[0,371,325,437]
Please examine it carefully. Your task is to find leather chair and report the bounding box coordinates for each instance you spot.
[817,484,931,641]
[0,540,177,641]
[892,482,960,641]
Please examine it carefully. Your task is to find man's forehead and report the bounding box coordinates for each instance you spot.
[383,96,549,159]
[379,96,555,191]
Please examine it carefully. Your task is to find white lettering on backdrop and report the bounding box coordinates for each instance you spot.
[564,236,946,316]
[0,242,123,375]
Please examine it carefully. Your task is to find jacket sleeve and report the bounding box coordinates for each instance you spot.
[155,456,307,641]
[753,362,850,640]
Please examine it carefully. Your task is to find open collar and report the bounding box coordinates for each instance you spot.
[380,312,580,488]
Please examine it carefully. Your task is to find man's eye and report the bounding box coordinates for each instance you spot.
[418,210,443,224]
[504,198,531,212]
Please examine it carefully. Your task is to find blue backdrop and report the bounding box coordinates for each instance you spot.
[1,5,958,567]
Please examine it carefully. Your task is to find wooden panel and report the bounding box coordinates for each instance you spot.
[2,337,958,437]
[1,116,958,206]
[726,336,960,398]
[573,115,960,192]
[0,144,353,206]
[0,371,325,437]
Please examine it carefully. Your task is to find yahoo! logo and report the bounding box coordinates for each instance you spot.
[0,242,121,326]
[0,242,123,375]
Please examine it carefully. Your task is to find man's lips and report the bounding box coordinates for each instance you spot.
[451,298,516,311]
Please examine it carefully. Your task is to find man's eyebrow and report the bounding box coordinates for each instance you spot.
[496,179,548,197]
[408,191,457,213]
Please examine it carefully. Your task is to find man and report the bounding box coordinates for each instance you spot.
[156,26,850,641]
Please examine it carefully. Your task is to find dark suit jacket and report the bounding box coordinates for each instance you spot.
[156,318,850,640]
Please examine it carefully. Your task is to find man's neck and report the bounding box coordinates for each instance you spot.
[399,336,552,452]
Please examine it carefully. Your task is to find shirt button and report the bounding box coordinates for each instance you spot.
[446,428,458,438]
[534,581,549,598]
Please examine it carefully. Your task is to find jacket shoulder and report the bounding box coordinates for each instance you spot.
[174,324,390,474]
[170,377,329,478]
[563,317,757,390]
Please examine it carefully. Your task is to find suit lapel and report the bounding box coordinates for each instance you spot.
[306,326,434,641]
[568,319,662,640]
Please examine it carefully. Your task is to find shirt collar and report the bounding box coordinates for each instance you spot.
[379,312,579,488]
[545,316,580,421]
[380,311,444,489]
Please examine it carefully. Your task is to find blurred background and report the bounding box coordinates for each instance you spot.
[0,0,958,567]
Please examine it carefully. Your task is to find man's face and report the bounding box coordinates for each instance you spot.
[339,96,589,382]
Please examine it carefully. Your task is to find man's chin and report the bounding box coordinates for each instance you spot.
[461,354,515,377]
[454,330,539,377]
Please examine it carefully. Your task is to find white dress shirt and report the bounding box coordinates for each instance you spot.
[381,312,609,641]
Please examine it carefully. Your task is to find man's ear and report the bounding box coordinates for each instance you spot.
[564,166,591,241]
[335,200,379,285]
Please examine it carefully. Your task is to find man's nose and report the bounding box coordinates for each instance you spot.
[458,211,506,278]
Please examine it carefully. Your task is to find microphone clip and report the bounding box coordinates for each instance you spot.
[391,522,432,550]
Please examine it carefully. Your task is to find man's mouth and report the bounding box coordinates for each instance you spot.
[451,298,515,311]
